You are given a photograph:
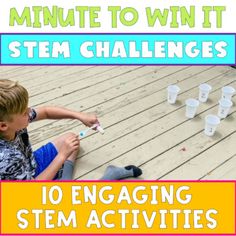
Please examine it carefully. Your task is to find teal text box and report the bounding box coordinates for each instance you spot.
[1,34,235,65]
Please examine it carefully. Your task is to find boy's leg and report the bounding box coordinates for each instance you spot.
[51,132,80,163]
[59,160,74,180]
[100,165,143,180]
[33,133,79,179]
[33,142,59,178]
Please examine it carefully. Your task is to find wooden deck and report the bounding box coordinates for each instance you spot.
[1,66,236,180]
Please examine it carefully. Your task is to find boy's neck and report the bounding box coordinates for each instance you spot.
[0,130,16,141]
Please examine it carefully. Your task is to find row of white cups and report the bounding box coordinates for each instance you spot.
[167,84,236,136]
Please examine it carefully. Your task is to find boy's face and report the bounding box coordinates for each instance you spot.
[7,108,30,132]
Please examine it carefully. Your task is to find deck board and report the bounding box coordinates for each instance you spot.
[0,65,235,180]
[161,130,236,180]
[201,154,236,180]
[29,66,205,144]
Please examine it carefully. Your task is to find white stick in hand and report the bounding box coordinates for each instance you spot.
[79,124,105,138]
[97,125,105,134]
[79,124,98,137]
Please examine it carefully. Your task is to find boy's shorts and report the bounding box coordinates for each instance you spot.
[33,142,58,177]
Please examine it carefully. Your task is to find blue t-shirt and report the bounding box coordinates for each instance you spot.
[0,109,37,180]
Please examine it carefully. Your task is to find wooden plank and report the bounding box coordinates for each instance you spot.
[0,66,55,82]
[73,78,236,179]
[29,66,197,145]
[28,66,155,130]
[0,66,33,75]
[29,66,158,106]
[20,66,100,88]
[28,66,180,131]
[201,154,236,180]
[30,66,228,147]
[79,107,236,180]
[27,66,118,95]
[29,66,144,99]
[161,131,236,180]
[75,71,236,160]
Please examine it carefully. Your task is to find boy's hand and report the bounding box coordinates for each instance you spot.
[79,113,99,127]
[59,133,80,160]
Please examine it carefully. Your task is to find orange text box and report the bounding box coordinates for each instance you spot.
[1,181,235,235]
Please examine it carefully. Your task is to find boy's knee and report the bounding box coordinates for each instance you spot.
[63,132,77,140]
[52,132,80,151]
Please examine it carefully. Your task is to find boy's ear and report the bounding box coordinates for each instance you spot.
[0,121,8,132]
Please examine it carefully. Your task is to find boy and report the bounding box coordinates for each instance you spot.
[0,79,98,180]
[0,79,143,181]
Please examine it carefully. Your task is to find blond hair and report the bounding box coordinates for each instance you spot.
[0,79,28,121]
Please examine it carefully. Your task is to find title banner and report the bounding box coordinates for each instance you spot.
[0,0,235,65]
[1,181,235,235]
[0,0,235,33]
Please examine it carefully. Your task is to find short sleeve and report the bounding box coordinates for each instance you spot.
[29,108,37,123]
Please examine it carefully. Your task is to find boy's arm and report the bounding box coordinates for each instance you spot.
[34,106,98,127]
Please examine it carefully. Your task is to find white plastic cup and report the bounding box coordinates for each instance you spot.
[185,99,200,118]
[167,85,180,104]
[221,86,235,100]
[199,83,212,102]
[204,115,220,136]
[217,98,233,119]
